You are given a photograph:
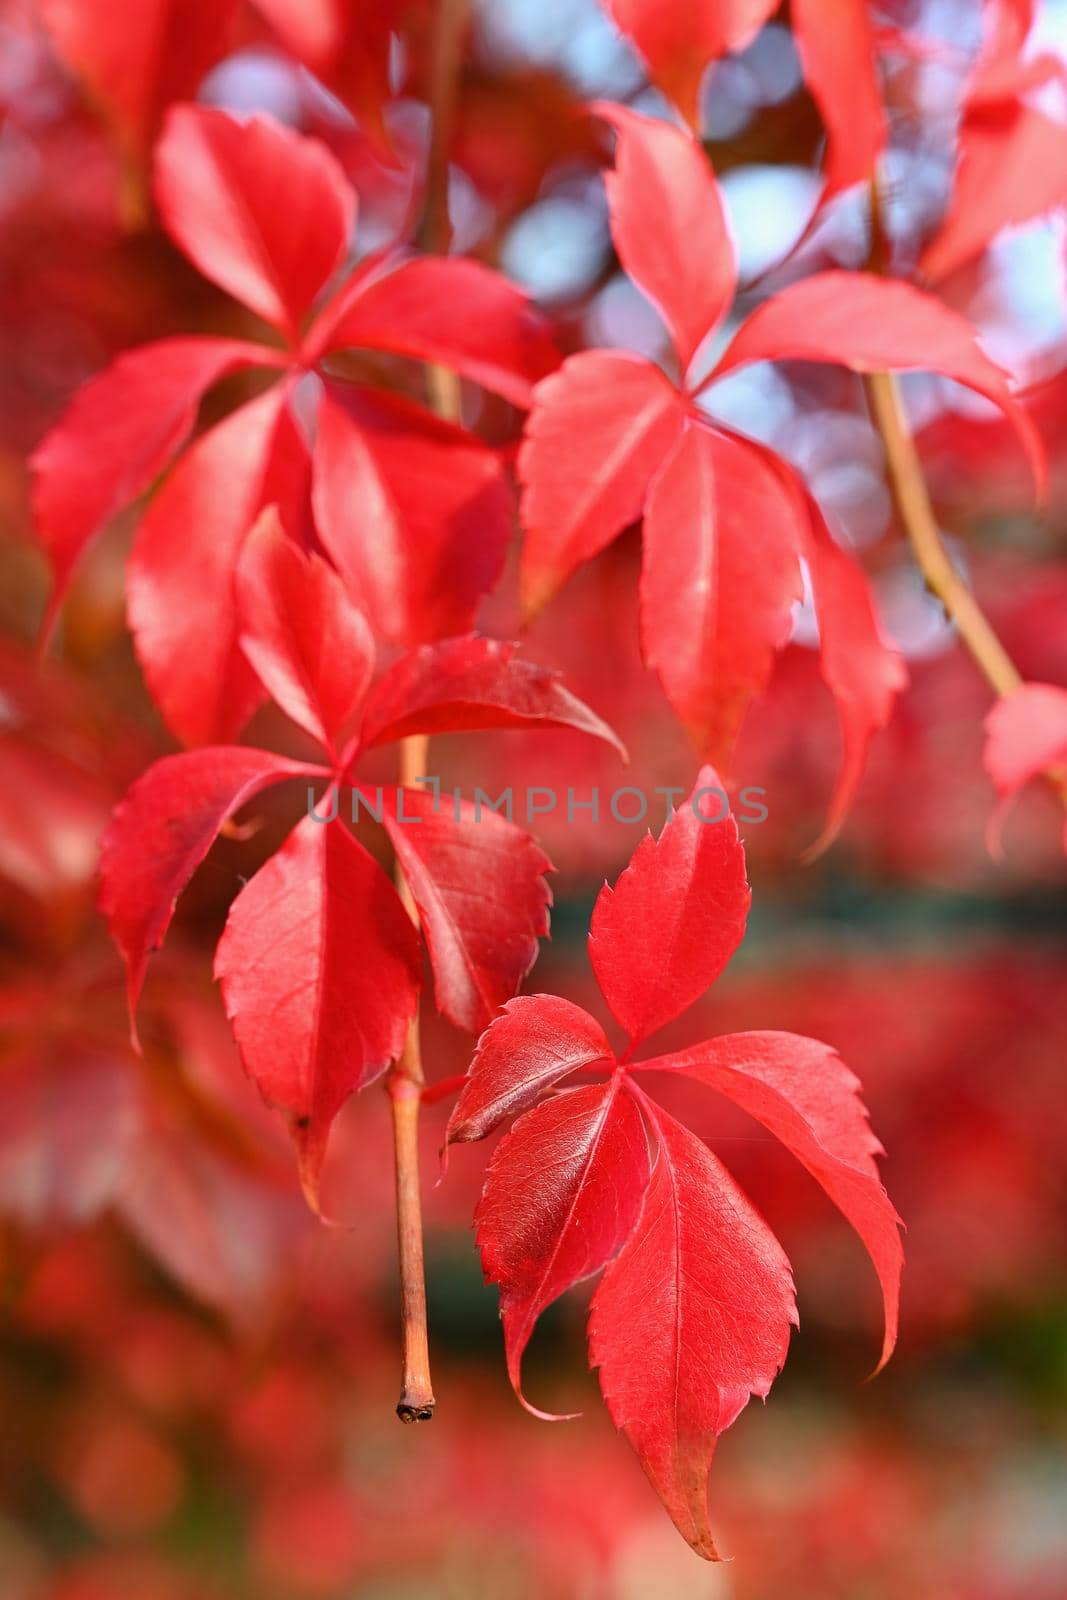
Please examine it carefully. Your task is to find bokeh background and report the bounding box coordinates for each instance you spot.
[2,0,1067,1594]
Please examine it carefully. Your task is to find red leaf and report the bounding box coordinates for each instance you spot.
[790,0,886,195]
[712,272,1046,492]
[0,738,113,902]
[788,476,906,853]
[312,387,512,646]
[920,102,1067,282]
[128,383,312,746]
[920,0,1067,279]
[459,806,900,1556]
[117,1119,305,1328]
[589,1097,796,1560]
[31,337,281,631]
[602,0,777,129]
[0,1050,142,1227]
[162,987,292,1161]
[635,1032,903,1369]
[588,765,750,1048]
[359,635,626,757]
[380,788,552,1035]
[593,103,736,374]
[447,996,615,1144]
[236,508,375,756]
[252,0,354,68]
[639,426,803,767]
[983,682,1067,854]
[517,350,687,615]
[153,106,354,339]
[214,815,422,1203]
[307,257,559,406]
[99,746,317,1026]
[967,0,1041,101]
[599,3,883,194]
[254,0,407,157]
[476,1080,650,1412]
[37,0,238,160]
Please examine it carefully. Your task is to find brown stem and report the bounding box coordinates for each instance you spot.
[864,315,1067,810]
[390,1073,434,1421]
[384,0,482,1422]
[864,171,1023,700]
[425,362,462,421]
[387,731,435,1421]
[394,733,430,932]
[864,369,1022,698]
[418,0,469,254]
[383,0,469,1424]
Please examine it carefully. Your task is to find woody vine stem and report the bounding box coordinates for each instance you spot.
[386,0,469,1424]
[390,731,435,1423]
[866,176,1067,835]
[863,368,1023,697]
[863,183,1067,807]
[863,176,1022,699]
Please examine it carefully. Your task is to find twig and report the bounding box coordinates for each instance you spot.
[864,368,1022,698]
[865,173,1023,697]
[864,182,1067,812]
[385,0,470,1426]
[388,734,435,1423]
[418,0,469,254]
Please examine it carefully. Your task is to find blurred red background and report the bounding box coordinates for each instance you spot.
[2,0,1067,1594]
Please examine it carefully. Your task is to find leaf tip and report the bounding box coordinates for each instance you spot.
[799,818,842,866]
[517,1394,583,1424]
[864,1325,899,1382]
[123,964,146,1057]
[507,1347,582,1423]
[294,1118,330,1220]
